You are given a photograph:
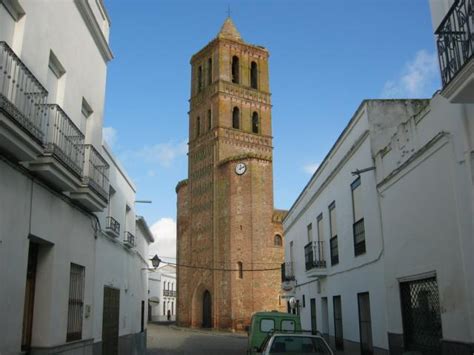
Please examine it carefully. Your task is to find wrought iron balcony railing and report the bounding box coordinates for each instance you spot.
[0,41,49,144]
[435,0,473,87]
[105,216,120,236]
[124,231,135,247]
[82,144,109,199]
[164,290,176,297]
[44,104,85,177]
[281,262,295,282]
[304,241,326,271]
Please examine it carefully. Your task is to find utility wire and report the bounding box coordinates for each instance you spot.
[161,260,281,272]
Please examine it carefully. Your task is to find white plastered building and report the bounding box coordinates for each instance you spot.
[148,265,177,322]
[0,1,153,354]
[283,1,474,350]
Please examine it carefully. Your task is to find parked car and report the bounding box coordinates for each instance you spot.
[247,311,302,355]
[259,333,334,355]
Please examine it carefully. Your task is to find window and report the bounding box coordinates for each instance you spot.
[198,65,202,92]
[207,58,212,85]
[232,56,239,84]
[207,109,212,130]
[250,61,258,89]
[317,214,323,242]
[281,320,296,331]
[47,50,66,104]
[302,295,306,308]
[307,223,313,243]
[351,177,366,256]
[252,112,259,134]
[196,116,201,137]
[232,107,240,129]
[67,263,85,342]
[237,262,243,279]
[274,234,282,246]
[329,202,339,265]
[260,319,275,332]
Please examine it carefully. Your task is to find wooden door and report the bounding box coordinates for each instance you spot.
[102,287,120,355]
[202,290,212,328]
[21,243,38,351]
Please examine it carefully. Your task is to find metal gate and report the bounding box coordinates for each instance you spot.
[102,287,120,355]
[400,277,442,354]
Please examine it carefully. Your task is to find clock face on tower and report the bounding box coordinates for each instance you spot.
[235,162,247,175]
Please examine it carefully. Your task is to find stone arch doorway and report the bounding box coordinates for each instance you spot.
[202,290,212,328]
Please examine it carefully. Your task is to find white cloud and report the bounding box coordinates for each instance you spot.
[123,140,187,168]
[381,50,439,98]
[303,162,319,175]
[103,126,117,148]
[149,218,176,264]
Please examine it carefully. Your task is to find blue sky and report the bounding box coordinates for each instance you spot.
[102,0,440,258]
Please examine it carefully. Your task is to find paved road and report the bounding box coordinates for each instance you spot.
[147,323,248,355]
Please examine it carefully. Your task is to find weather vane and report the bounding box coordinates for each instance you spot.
[227,4,231,18]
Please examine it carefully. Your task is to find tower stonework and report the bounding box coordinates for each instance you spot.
[176,18,286,330]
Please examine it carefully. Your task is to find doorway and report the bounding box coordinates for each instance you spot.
[202,290,212,328]
[102,287,120,355]
[310,298,317,334]
[333,295,344,350]
[321,297,329,335]
[358,292,373,355]
[21,242,39,351]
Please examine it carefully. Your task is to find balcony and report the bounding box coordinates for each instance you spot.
[124,231,135,248]
[70,144,109,211]
[435,0,474,103]
[281,262,295,282]
[105,216,120,238]
[0,41,49,161]
[27,104,84,191]
[163,290,176,297]
[304,241,327,278]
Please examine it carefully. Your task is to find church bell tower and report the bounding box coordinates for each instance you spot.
[176,18,286,330]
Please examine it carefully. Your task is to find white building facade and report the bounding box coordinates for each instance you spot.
[284,2,473,354]
[148,265,177,322]
[0,1,153,354]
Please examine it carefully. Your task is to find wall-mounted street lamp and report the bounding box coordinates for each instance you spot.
[142,254,162,271]
[351,166,375,176]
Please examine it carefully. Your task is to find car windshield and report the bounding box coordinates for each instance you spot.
[268,336,331,354]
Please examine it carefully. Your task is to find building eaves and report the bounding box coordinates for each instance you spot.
[74,0,113,62]
[136,215,155,243]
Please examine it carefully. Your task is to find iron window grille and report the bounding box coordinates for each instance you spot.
[330,236,339,266]
[304,242,315,270]
[400,277,442,354]
[66,263,85,342]
[353,218,366,256]
[281,262,295,282]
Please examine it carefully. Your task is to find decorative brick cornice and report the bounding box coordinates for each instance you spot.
[217,153,272,167]
[175,179,189,193]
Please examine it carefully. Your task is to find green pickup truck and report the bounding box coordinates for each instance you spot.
[247,311,302,354]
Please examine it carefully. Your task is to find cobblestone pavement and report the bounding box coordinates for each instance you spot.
[146,323,248,355]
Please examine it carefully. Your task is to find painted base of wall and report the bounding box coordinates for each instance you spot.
[388,332,474,355]
[324,334,388,355]
[151,315,176,322]
[28,331,146,355]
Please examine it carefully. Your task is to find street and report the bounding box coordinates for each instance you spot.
[147,323,248,355]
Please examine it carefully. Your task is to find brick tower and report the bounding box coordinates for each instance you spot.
[176,18,286,330]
